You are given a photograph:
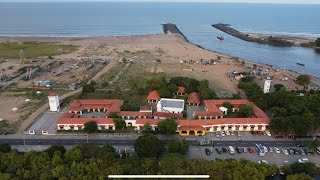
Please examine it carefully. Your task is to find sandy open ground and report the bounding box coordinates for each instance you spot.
[1,33,318,132]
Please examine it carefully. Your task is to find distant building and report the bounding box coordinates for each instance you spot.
[48,92,60,112]
[263,79,272,93]
[146,90,160,103]
[156,98,185,114]
[187,92,201,106]
[175,86,186,96]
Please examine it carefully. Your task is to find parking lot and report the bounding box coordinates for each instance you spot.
[187,145,320,166]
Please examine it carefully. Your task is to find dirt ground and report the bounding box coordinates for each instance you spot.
[0,94,25,122]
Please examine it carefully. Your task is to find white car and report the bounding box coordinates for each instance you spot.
[231,131,235,136]
[274,147,281,154]
[225,131,231,136]
[265,131,272,137]
[220,132,225,137]
[263,146,268,153]
[298,158,309,163]
[282,149,289,155]
[268,147,274,153]
[237,132,242,137]
[258,160,268,164]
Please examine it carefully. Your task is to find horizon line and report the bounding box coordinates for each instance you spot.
[0,0,319,5]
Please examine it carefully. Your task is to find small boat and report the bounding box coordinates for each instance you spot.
[217,36,224,40]
[296,62,305,66]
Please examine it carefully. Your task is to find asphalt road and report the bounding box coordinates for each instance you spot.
[0,138,303,148]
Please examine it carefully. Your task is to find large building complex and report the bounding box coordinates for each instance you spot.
[56,97,270,136]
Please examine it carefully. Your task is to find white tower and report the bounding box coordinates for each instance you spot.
[48,92,60,112]
[263,79,272,93]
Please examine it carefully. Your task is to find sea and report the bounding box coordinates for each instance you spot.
[0,2,319,76]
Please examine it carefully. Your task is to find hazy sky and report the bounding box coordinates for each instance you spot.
[0,0,319,4]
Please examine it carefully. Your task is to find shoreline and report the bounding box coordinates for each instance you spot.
[1,28,319,80]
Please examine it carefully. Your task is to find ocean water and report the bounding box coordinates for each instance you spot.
[0,2,319,76]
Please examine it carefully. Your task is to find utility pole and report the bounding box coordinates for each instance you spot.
[86,134,89,143]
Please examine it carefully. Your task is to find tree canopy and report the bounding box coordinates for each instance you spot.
[167,139,189,155]
[113,118,126,130]
[316,38,320,47]
[296,75,311,86]
[158,118,178,135]
[83,121,98,134]
[239,105,254,118]
[133,134,165,158]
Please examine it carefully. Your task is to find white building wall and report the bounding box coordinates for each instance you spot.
[263,80,272,93]
[48,95,60,112]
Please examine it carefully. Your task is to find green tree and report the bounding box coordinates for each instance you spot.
[158,118,178,135]
[133,134,165,158]
[274,84,285,91]
[44,145,66,157]
[296,75,311,86]
[159,153,186,175]
[89,80,96,86]
[142,123,152,134]
[286,173,313,180]
[0,143,11,153]
[113,118,126,130]
[271,107,287,117]
[84,121,98,134]
[82,84,95,93]
[241,76,255,83]
[168,139,189,155]
[239,105,254,118]
[108,112,119,118]
[222,102,234,110]
[290,162,317,177]
[158,87,172,98]
[167,84,178,95]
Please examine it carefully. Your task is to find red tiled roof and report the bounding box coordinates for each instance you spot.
[146,90,160,101]
[187,92,201,104]
[177,86,185,94]
[48,92,57,96]
[69,99,123,114]
[153,112,183,119]
[57,117,114,125]
[118,111,152,117]
[177,118,270,127]
[195,99,268,119]
[135,118,162,125]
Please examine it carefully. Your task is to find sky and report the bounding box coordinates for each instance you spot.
[0,0,320,4]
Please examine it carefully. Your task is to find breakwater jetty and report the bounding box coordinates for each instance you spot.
[162,23,189,42]
[212,23,293,47]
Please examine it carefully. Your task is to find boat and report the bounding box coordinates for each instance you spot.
[217,36,224,40]
[296,62,305,66]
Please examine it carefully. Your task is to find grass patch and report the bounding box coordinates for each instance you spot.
[0,41,78,59]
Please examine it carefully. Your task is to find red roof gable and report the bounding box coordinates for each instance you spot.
[177,86,185,94]
[153,112,183,119]
[57,117,114,125]
[146,90,160,101]
[69,99,123,114]
[136,118,161,125]
[187,92,201,104]
[48,92,57,96]
[118,111,152,117]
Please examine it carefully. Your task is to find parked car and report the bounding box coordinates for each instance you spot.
[222,147,227,153]
[263,146,268,153]
[282,149,289,155]
[299,149,306,156]
[205,148,211,156]
[220,132,225,137]
[215,148,222,154]
[243,147,248,153]
[268,147,273,153]
[263,131,267,136]
[236,147,242,153]
[237,132,242,137]
[296,143,305,147]
[216,132,220,138]
[225,131,231,136]
[248,147,254,153]
[298,158,309,163]
[265,131,272,137]
[258,160,268,164]
[289,149,295,155]
[231,131,235,136]
[274,147,281,154]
